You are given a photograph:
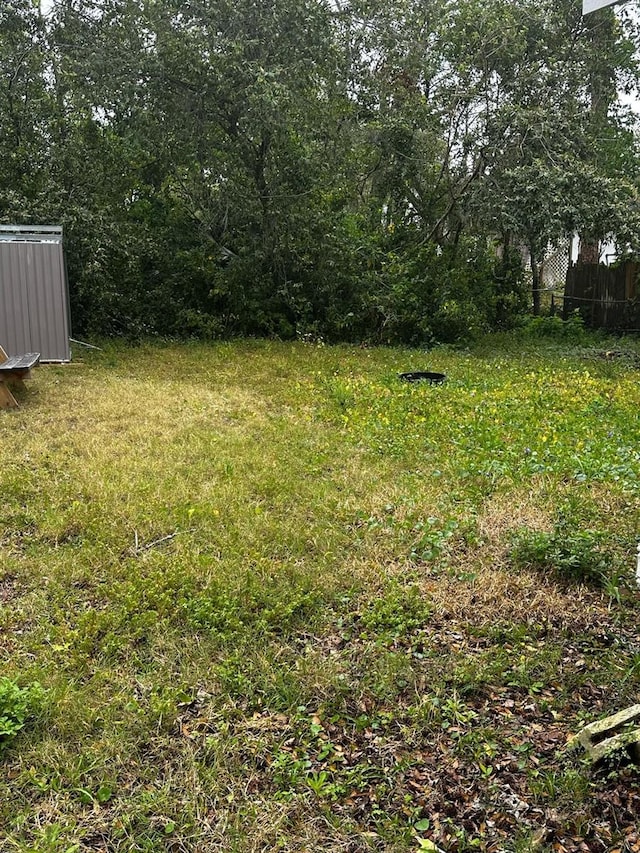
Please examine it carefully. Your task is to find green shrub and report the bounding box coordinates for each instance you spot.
[523,311,586,342]
[509,520,613,587]
[363,235,527,345]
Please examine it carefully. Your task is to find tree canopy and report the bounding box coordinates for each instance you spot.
[1,0,639,341]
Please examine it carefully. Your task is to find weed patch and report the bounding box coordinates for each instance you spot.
[510,517,618,587]
[0,678,43,751]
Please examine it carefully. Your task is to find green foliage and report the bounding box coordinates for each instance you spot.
[362,236,527,345]
[358,583,431,638]
[2,0,637,340]
[0,678,42,750]
[184,573,321,638]
[523,312,587,342]
[510,520,615,587]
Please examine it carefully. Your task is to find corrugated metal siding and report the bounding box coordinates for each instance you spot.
[0,238,71,362]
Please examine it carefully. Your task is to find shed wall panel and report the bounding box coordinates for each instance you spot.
[0,242,71,361]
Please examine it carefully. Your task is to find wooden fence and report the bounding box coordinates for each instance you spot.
[563,261,640,330]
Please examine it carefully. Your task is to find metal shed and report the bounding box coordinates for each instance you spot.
[0,225,71,363]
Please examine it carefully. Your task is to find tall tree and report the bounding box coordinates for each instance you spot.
[0,1,51,220]
[1,0,639,338]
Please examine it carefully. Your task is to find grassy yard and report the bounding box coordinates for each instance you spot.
[1,333,640,853]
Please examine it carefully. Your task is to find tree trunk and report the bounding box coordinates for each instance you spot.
[578,9,615,264]
[577,237,599,265]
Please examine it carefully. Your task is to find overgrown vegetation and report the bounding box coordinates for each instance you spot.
[1,335,640,851]
[1,0,639,341]
[509,504,622,588]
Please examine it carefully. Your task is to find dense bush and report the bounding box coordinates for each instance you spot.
[522,312,587,343]
[66,204,525,345]
[359,235,526,345]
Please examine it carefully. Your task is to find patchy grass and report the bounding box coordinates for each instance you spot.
[1,334,640,852]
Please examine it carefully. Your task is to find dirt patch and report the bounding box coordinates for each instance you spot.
[0,575,19,603]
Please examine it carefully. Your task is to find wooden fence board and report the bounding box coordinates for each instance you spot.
[564,262,640,330]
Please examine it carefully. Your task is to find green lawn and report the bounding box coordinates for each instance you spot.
[1,335,640,852]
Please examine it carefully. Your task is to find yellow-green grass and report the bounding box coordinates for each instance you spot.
[1,336,639,852]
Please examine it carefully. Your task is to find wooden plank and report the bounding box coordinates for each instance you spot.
[626,263,637,301]
[0,381,18,409]
[564,262,637,330]
[0,353,40,373]
[0,348,38,409]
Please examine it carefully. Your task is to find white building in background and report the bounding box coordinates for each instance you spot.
[520,237,620,293]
